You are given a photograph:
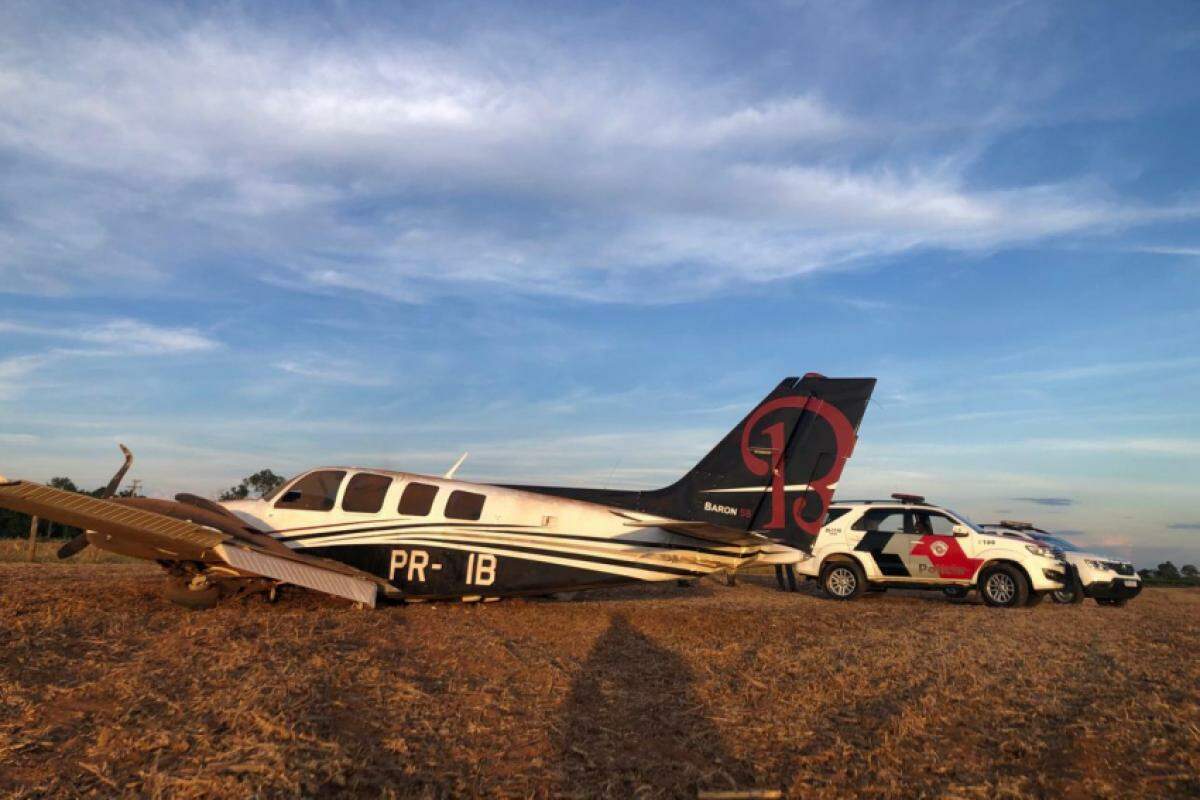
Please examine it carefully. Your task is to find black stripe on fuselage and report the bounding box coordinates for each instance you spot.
[277,520,755,558]
[379,535,708,577]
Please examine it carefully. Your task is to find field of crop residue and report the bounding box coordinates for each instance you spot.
[1,564,1197,799]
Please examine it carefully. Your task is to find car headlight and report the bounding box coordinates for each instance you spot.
[1084,559,1106,570]
[1025,544,1054,558]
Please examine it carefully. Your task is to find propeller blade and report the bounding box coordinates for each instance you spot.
[101,444,134,499]
[59,444,134,559]
[57,533,90,560]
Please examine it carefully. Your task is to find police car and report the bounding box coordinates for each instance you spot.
[981,522,1141,607]
[795,494,1068,607]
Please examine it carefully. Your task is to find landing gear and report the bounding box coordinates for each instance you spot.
[163,576,220,610]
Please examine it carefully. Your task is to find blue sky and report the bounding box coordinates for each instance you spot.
[1,1,1198,567]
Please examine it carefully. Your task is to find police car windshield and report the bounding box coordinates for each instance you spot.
[943,509,983,534]
[1033,533,1081,552]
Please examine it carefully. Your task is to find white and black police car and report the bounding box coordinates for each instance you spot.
[793,494,1068,607]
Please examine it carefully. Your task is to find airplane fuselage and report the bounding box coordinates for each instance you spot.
[224,467,779,600]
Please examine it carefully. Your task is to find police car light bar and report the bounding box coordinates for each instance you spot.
[891,492,926,504]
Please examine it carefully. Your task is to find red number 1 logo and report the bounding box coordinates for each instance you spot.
[739,396,856,536]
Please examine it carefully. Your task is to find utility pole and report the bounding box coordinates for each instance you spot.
[26,515,39,562]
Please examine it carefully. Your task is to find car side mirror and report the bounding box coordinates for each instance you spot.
[952,524,971,537]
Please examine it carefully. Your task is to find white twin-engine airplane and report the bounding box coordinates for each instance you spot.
[0,375,875,609]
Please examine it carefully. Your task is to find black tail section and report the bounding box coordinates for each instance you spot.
[513,375,875,550]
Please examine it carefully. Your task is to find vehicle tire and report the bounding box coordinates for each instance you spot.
[1025,591,1047,607]
[163,578,220,610]
[978,564,1029,608]
[1096,598,1128,607]
[943,586,969,600]
[820,560,866,601]
[1052,568,1086,604]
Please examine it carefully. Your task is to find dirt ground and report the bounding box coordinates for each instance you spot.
[1,564,1197,799]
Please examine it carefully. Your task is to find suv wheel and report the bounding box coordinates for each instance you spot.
[978,564,1029,608]
[1052,568,1086,604]
[820,560,865,601]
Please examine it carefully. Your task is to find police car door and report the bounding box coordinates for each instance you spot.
[910,509,977,584]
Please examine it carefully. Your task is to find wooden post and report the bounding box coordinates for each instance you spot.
[26,515,39,562]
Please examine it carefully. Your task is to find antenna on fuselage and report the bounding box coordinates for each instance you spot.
[443,452,469,479]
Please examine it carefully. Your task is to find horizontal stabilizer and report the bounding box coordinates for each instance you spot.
[612,510,764,546]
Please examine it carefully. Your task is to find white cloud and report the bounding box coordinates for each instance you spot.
[0,17,1191,303]
[0,319,218,355]
[275,360,391,387]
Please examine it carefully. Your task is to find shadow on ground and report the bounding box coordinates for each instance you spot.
[553,612,758,797]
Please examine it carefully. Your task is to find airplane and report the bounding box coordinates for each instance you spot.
[0,374,875,609]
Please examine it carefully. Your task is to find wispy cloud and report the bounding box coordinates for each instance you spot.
[0,10,1193,303]
[1014,497,1075,507]
[275,360,390,387]
[0,319,218,355]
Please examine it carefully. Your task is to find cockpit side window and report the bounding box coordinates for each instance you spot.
[342,473,392,514]
[275,470,347,512]
[398,482,439,516]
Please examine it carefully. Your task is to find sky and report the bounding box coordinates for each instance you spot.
[1,0,1198,567]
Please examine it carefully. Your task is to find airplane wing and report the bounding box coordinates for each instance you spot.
[610,510,767,546]
[0,480,384,606]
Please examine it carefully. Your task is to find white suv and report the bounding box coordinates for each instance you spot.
[981,522,1141,607]
[795,494,1067,608]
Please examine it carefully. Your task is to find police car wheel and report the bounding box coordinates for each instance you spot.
[820,561,865,600]
[1051,588,1083,604]
[1096,598,1128,607]
[978,564,1029,608]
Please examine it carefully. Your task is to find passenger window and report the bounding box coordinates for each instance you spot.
[342,473,392,514]
[852,509,905,533]
[398,482,438,516]
[275,470,346,511]
[445,490,486,521]
[921,513,957,536]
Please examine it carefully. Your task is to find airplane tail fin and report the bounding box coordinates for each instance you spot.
[645,374,875,550]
